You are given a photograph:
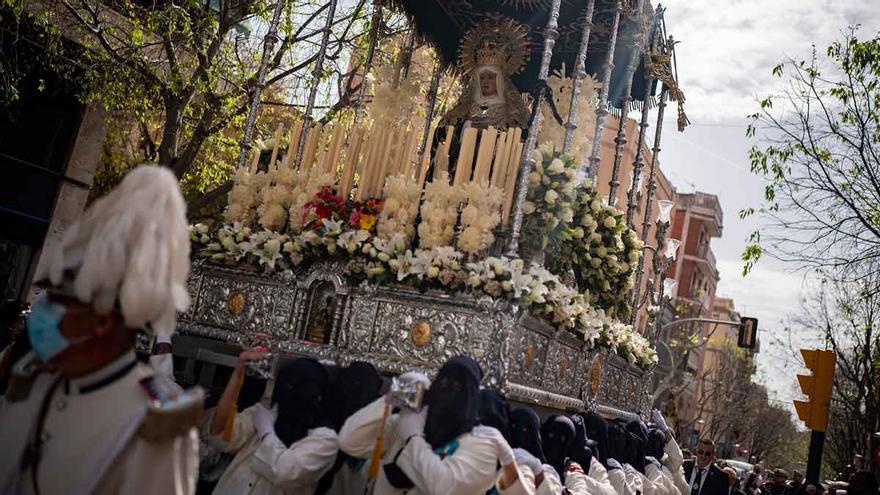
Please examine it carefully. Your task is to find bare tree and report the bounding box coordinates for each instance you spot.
[792,274,880,474]
[742,28,880,291]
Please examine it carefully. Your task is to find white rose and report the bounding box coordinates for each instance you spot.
[548,158,565,173]
[545,190,559,205]
[523,201,536,214]
[603,216,617,229]
[427,266,440,278]
[378,252,390,262]
[196,223,209,234]
[590,200,601,212]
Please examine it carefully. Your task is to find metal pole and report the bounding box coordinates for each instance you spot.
[630,86,667,325]
[417,61,443,158]
[505,0,563,257]
[625,6,663,227]
[293,0,341,169]
[582,0,622,181]
[236,0,287,169]
[561,0,597,155]
[608,0,650,206]
[805,430,825,484]
[351,1,384,130]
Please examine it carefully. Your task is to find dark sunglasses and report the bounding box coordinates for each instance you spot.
[697,449,713,456]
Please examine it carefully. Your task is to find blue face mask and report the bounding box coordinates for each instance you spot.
[27,297,71,362]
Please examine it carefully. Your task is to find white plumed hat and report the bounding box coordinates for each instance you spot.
[37,165,191,336]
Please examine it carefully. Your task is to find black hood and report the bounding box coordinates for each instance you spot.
[479,389,511,441]
[328,361,383,431]
[582,412,610,465]
[647,427,666,460]
[272,357,330,446]
[626,420,648,473]
[509,407,546,463]
[542,415,576,479]
[606,421,628,463]
[569,414,594,472]
[424,356,482,449]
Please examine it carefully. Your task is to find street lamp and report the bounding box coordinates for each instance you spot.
[629,199,681,340]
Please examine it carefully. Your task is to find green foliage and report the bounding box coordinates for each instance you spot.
[741,27,880,281]
[3,0,370,204]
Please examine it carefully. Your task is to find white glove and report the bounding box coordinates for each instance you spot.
[645,456,661,469]
[398,371,431,388]
[652,409,669,433]
[396,406,427,440]
[473,425,515,465]
[606,458,622,471]
[252,404,275,437]
[513,448,543,475]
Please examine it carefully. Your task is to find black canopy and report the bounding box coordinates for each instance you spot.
[386,0,657,109]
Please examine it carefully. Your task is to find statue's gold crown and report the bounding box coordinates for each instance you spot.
[475,41,508,68]
[458,15,530,76]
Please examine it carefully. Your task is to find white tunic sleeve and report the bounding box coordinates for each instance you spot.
[395,433,498,495]
[663,439,687,495]
[499,465,538,495]
[338,397,397,459]
[537,465,563,495]
[113,428,200,495]
[579,458,618,495]
[248,427,338,489]
[205,406,256,454]
[608,464,634,495]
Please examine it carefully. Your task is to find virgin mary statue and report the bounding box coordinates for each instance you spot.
[440,16,531,130]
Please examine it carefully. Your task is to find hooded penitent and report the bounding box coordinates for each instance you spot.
[328,361,383,431]
[479,389,511,441]
[582,412,610,466]
[626,420,648,474]
[272,357,330,447]
[316,361,383,494]
[424,356,483,449]
[542,415,576,479]
[646,427,666,461]
[569,414,594,473]
[605,421,628,464]
[509,408,546,463]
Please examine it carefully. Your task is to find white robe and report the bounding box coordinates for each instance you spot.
[608,460,635,495]
[207,405,338,494]
[0,352,198,495]
[564,458,618,495]
[498,465,538,495]
[662,437,688,495]
[647,460,678,495]
[323,457,370,495]
[337,397,498,494]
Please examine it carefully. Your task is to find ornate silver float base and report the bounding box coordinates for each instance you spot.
[178,261,652,419]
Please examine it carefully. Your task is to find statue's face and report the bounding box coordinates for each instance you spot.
[479,70,498,97]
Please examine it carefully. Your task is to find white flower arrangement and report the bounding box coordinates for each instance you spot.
[225,168,260,226]
[458,181,504,255]
[377,175,423,243]
[194,217,655,368]
[538,67,599,159]
[365,63,422,128]
[418,173,465,249]
[522,144,580,257]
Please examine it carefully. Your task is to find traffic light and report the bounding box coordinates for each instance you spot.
[793,349,836,432]
[738,317,758,349]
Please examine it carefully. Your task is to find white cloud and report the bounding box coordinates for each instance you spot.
[661,0,880,122]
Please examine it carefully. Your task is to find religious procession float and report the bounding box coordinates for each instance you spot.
[176,0,688,420]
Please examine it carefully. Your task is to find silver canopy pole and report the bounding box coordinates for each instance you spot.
[582,0,622,182]
[505,0,563,258]
[561,0,597,155]
[293,0,341,169]
[235,0,287,170]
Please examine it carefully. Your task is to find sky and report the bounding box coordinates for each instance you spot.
[651,0,880,405]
